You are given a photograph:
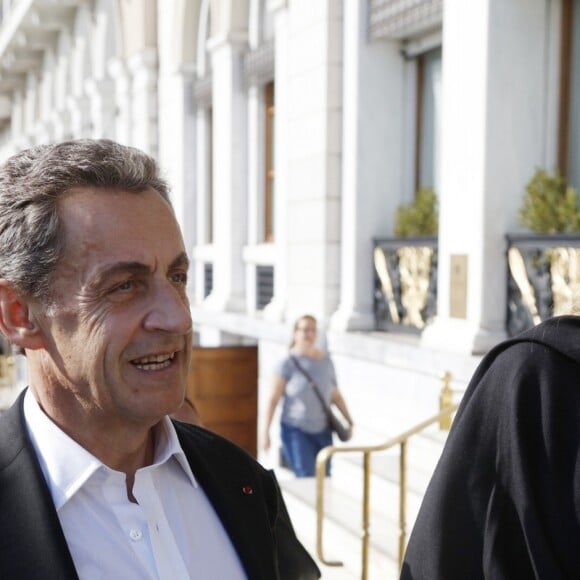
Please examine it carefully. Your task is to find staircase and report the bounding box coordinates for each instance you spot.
[276,423,452,580]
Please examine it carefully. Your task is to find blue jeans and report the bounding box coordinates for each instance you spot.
[281,423,333,477]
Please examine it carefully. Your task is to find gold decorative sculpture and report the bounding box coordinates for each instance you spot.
[507,247,541,325]
[397,246,433,329]
[374,246,400,324]
[550,247,580,316]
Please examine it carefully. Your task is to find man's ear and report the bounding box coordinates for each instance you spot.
[0,280,45,350]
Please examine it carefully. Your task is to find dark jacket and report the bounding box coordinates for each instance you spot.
[0,391,320,580]
[401,316,580,579]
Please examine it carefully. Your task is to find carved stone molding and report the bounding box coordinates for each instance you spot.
[193,74,212,106]
[243,40,274,86]
[369,0,443,41]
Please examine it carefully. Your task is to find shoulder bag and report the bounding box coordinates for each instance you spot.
[291,356,352,442]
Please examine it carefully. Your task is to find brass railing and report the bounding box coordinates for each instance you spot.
[315,377,460,579]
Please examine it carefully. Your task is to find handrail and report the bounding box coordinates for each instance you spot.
[315,400,459,579]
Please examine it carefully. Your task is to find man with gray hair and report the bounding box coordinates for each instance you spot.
[0,139,320,580]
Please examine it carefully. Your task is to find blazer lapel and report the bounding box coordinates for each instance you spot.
[175,424,279,580]
[0,392,78,580]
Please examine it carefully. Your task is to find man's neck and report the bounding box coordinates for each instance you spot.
[29,387,158,478]
[125,429,156,502]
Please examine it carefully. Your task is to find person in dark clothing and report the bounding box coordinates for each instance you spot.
[401,315,580,579]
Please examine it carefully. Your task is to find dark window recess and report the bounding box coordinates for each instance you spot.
[204,263,213,298]
[256,266,274,310]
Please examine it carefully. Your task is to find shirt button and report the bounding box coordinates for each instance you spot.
[129,528,143,541]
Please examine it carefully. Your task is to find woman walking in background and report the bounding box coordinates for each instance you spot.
[263,315,354,477]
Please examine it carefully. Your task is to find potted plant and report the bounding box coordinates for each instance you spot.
[374,189,439,331]
[394,187,439,237]
[518,169,580,233]
[507,170,580,335]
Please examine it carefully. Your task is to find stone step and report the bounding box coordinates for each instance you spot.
[277,427,450,579]
[280,476,401,580]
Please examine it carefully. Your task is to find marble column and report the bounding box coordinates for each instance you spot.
[421,0,550,354]
[203,33,248,313]
[331,0,404,331]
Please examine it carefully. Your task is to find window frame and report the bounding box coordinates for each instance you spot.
[264,80,275,242]
[558,0,573,178]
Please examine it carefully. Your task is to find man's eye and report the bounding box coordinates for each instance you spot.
[171,272,188,286]
[113,280,135,292]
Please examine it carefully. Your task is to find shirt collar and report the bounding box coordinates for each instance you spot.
[23,389,197,511]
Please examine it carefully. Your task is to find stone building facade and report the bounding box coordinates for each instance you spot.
[0,0,575,457]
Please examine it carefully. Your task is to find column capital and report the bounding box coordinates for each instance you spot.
[84,75,113,96]
[330,307,374,332]
[206,32,249,54]
[127,47,158,75]
[107,57,128,81]
[262,298,287,323]
[66,92,89,112]
[267,0,288,14]
[175,62,197,80]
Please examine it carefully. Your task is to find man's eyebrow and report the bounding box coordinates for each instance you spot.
[89,252,189,289]
[170,252,190,271]
[89,262,151,289]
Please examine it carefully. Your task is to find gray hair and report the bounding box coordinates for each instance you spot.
[0,139,171,302]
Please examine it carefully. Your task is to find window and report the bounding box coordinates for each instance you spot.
[256,265,274,310]
[264,81,275,242]
[415,46,442,194]
[203,263,213,298]
[559,0,580,188]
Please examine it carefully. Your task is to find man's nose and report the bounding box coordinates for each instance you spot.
[144,281,192,335]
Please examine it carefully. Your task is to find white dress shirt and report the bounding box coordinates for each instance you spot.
[23,390,247,580]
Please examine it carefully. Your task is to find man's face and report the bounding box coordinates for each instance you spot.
[31,188,193,426]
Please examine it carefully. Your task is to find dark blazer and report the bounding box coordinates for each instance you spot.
[0,391,320,580]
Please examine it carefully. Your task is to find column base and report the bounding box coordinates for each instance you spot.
[330,306,375,332]
[262,298,286,322]
[202,291,245,313]
[421,317,507,355]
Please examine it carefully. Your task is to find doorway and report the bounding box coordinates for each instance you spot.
[187,346,258,457]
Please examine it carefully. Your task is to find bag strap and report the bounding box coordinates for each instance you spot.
[290,355,332,420]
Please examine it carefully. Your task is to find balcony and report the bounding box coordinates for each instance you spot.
[506,233,580,336]
[373,236,438,333]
